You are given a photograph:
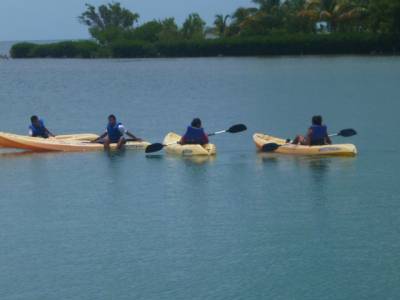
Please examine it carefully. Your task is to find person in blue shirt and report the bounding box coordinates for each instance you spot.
[180,118,209,145]
[93,114,141,150]
[293,115,332,146]
[29,115,55,138]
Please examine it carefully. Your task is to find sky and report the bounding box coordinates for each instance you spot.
[0,0,253,41]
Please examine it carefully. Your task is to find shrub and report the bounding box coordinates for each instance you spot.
[11,41,99,58]
[10,43,36,58]
[110,40,156,57]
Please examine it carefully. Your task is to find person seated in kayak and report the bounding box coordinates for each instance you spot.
[93,114,142,150]
[29,115,55,138]
[180,118,209,145]
[292,115,332,146]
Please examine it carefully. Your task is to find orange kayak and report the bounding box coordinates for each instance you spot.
[0,132,149,152]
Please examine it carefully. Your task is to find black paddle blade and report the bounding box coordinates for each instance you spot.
[338,129,357,137]
[227,124,247,133]
[145,143,164,153]
[262,143,280,152]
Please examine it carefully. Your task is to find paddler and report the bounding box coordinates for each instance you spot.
[179,118,209,145]
[93,114,142,150]
[292,115,332,146]
[29,115,55,138]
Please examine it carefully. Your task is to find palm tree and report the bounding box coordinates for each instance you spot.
[228,7,258,35]
[232,7,258,25]
[79,3,139,30]
[252,0,281,11]
[78,3,140,44]
[334,0,369,31]
[298,0,368,32]
[246,0,287,34]
[214,14,231,37]
[181,13,206,40]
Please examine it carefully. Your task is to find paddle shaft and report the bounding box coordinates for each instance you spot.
[288,130,353,143]
[208,130,227,136]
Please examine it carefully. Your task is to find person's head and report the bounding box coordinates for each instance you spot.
[108,114,117,125]
[191,118,202,128]
[30,115,41,127]
[312,115,322,126]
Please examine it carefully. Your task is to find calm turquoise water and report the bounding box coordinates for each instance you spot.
[0,56,399,299]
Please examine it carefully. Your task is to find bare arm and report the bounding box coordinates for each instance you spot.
[326,134,332,145]
[93,132,107,142]
[126,131,142,141]
[306,128,312,146]
[45,128,55,137]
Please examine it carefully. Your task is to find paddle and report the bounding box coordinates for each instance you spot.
[145,124,247,154]
[328,128,357,138]
[261,128,357,153]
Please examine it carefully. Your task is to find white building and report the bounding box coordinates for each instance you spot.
[315,21,330,33]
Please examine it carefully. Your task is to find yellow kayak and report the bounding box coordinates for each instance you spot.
[253,133,357,156]
[0,132,149,152]
[163,132,216,156]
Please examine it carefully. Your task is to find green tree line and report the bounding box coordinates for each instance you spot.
[11,0,400,58]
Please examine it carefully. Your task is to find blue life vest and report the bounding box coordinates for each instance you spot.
[310,125,328,145]
[29,119,47,138]
[183,126,207,144]
[107,122,123,142]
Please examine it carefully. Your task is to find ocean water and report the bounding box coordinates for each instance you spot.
[0,54,399,299]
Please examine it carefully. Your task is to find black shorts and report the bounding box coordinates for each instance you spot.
[310,139,325,146]
[109,137,125,143]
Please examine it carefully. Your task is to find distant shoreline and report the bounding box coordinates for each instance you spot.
[9,34,400,59]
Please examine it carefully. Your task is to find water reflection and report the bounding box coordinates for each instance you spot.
[105,148,127,160]
[145,154,163,160]
[257,152,280,165]
[0,149,67,160]
[303,158,331,203]
[0,150,35,158]
[302,157,331,182]
[298,156,354,207]
[146,153,216,165]
[104,149,129,179]
[182,156,216,166]
[256,153,357,197]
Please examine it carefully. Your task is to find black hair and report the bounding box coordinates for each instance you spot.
[31,115,39,123]
[108,114,116,121]
[312,115,322,126]
[191,118,202,128]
